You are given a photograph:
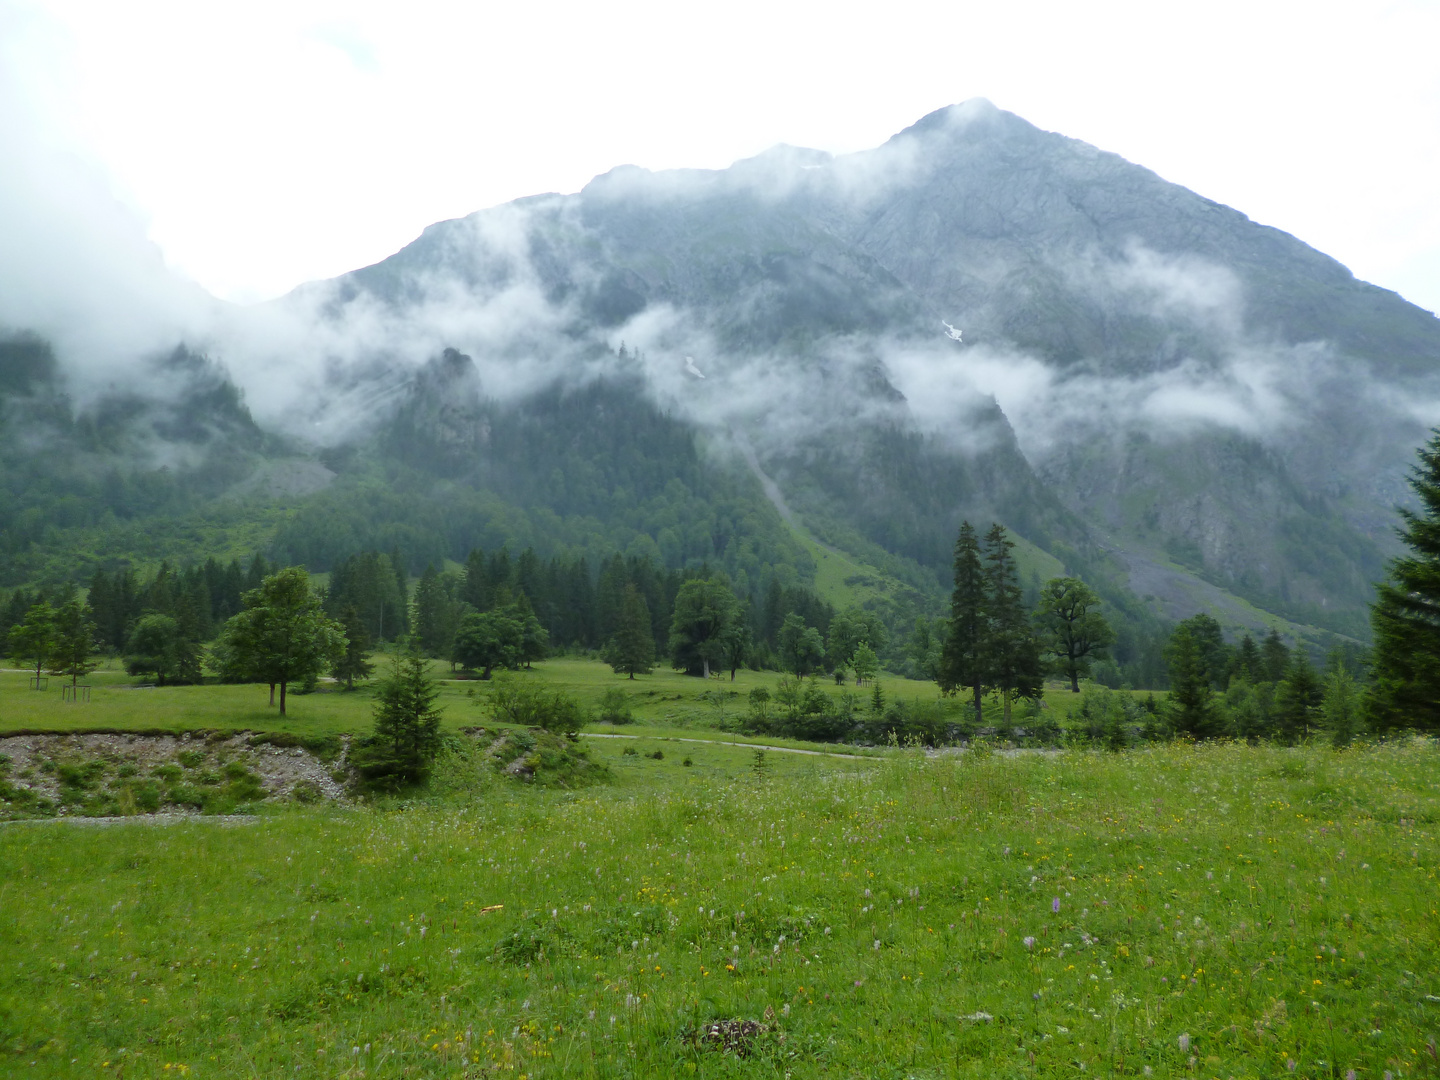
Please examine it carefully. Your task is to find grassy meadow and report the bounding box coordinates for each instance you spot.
[0,657,964,746]
[3,662,1439,1077]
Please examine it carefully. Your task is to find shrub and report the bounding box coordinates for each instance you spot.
[486,676,587,738]
[597,687,633,724]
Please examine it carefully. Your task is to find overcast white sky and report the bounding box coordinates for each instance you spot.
[5,0,1440,312]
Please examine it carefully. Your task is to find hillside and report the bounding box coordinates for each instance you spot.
[5,100,1440,660]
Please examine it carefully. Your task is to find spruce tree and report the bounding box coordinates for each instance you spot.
[1321,656,1361,747]
[1260,629,1290,684]
[938,521,988,725]
[1369,429,1440,731]
[1233,634,1262,683]
[333,604,375,689]
[412,564,451,657]
[983,523,1044,723]
[362,649,444,785]
[1274,652,1324,743]
[1163,623,1221,738]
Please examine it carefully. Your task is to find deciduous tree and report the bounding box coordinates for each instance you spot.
[10,601,57,686]
[1034,577,1114,692]
[668,577,738,678]
[216,567,345,714]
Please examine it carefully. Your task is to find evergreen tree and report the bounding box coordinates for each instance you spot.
[0,588,34,657]
[1034,576,1115,693]
[1274,652,1324,743]
[460,547,491,612]
[602,583,656,678]
[938,521,988,725]
[983,524,1044,724]
[1369,429,1440,731]
[333,604,375,689]
[1174,614,1232,690]
[1260,629,1291,684]
[412,564,455,657]
[1321,655,1361,747]
[388,547,411,637]
[1233,634,1262,683]
[1225,677,1276,742]
[1163,623,1222,738]
[357,650,444,786]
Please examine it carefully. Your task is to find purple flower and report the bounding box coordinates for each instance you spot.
[1177,1034,1190,1053]
[1051,897,1061,914]
[1024,936,1036,950]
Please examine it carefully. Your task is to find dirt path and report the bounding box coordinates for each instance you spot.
[0,814,261,827]
[579,732,876,761]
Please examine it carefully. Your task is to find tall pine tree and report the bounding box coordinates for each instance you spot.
[983,524,1044,723]
[602,583,655,678]
[938,521,988,724]
[1370,429,1440,731]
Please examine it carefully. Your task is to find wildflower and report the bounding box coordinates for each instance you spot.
[1346,1071,1357,1080]
[873,940,881,950]
[1286,1060,1296,1072]
[1052,898,1061,913]
[1177,1034,1190,1052]
[1024,936,1036,950]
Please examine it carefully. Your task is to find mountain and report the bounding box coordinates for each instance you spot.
[5,99,1440,667]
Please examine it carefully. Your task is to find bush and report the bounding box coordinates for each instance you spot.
[486,676,587,738]
[597,687,633,725]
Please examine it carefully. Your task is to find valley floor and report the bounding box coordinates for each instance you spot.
[1,736,1437,1079]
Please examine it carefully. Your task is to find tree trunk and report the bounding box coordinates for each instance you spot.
[279,680,287,716]
[1070,661,1080,693]
[1002,690,1013,724]
[628,672,635,680]
[973,682,983,726]
[269,682,276,706]
[702,659,710,679]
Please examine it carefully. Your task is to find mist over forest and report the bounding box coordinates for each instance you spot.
[5,99,1440,681]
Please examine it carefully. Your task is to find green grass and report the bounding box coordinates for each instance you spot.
[2,740,1438,1077]
[0,657,952,747]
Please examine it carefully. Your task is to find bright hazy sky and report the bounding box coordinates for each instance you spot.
[6,0,1440,312]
